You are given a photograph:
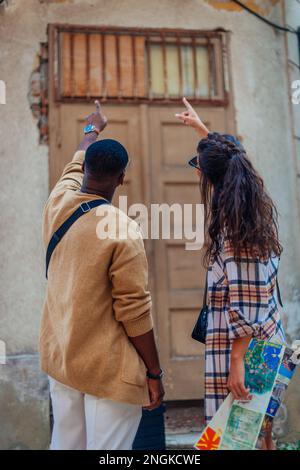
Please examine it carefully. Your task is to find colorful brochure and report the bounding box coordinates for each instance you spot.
[195,339,300,450]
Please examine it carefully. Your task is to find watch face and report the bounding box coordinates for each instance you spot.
[84,124,94,133]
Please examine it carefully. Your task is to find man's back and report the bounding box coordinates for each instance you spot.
[40,150,153,406]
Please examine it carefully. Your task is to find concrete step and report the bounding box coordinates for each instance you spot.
[164,401,205,450]
[166,432,201,450]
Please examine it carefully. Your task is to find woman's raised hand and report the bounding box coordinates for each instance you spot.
[175,97,209,138]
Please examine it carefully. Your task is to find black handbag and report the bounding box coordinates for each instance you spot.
[191,272,208,344]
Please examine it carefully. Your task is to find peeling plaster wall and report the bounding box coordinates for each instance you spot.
[282,0,300,347]
[205,0,280,15]
[277,0,300,443]
[0,0,299,448]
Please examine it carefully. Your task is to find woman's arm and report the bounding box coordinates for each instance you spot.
[227,336,252,401]
[175,97,209,138]
[221,240,277,402]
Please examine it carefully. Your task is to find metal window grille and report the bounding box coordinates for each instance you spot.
[50,24,230,105]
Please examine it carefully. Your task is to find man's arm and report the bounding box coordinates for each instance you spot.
[50,101,107,196]
[129,330,164,411]
[77,131,98,152]
[109,238,164,410]
[129,330,161,375]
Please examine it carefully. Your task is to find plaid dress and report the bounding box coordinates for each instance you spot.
[205,238,285,423]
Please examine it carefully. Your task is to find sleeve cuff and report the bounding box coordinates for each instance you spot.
[227,309,278,341]
[123,313,153,337]
[72,150,85,164]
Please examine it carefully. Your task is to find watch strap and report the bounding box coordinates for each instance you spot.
[146,369,164,380]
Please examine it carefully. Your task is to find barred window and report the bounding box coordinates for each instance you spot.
[52,25,229,104]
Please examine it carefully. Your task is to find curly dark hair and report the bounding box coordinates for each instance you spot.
[197,132,282,264]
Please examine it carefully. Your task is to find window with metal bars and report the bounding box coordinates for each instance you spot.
[51,25,229,104]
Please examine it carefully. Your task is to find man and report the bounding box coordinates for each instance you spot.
[40,101,164,450]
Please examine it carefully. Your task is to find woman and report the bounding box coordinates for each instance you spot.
[175,98,286,450]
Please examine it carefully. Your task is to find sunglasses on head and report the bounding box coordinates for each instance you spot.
[188,155,201,171]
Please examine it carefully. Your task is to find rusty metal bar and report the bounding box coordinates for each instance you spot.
[101,33,107,98]
[116,34,122,98]
[210,40,218,97]
[53,23,227,38]
[70,32,75,98]
[56,29,62,99]
[57,96,228,106]
[131,34,137,98]
[207,37,213,100]
[161,32,168,99]
[146,35,152,99]
[191,36,198,100]
[221,34,228,99]
[176,34,183,98]
[86,33,90,98]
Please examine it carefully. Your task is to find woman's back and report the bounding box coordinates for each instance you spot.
[205,238,285,422]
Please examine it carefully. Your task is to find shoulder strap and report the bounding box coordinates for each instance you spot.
[276,278,283,308]
[203,270,208,307]
[46,199,109,279]
[276,257,283,308]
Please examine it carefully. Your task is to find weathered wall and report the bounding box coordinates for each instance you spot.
[276,0,300,443]
[0,0,299,448]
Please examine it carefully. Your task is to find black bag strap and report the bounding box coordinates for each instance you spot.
[276,257,283,308]
[203,271,208,308]
[46,199,109,279]
[276,277,283,308]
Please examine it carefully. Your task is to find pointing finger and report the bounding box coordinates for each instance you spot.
[95,100,101,113]
[183,96,193,111]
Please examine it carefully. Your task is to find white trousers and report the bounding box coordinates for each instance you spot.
[49,377,142,450]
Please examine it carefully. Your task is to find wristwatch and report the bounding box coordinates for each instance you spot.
[84,124,100,135]
[146,369,164,380]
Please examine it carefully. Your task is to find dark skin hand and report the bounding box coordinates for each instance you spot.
[129,330,165,411]
[78,100,108,152]
[79,100,125,202]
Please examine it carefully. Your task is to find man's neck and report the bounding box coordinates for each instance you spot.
[80,184,114,202]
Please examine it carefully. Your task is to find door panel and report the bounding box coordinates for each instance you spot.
[50,104,143,208]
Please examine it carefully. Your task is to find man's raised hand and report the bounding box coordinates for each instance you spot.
[85,100,108,133]
[78,100,107,151]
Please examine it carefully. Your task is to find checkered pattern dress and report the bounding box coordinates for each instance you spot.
[205,238,285,423]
